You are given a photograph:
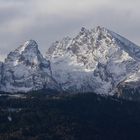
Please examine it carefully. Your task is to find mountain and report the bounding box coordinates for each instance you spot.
[46,26,140,96]
[0,40,59,93]
[0,26,140,97]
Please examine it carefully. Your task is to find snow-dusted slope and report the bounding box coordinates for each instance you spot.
[1,40,58,93]
[46,26,140,95]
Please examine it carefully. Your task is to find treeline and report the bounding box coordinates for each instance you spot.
[0,92,140,140]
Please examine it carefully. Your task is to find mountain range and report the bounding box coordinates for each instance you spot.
[1,26,140,99]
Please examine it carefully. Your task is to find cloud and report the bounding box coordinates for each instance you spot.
[0,0,140,61]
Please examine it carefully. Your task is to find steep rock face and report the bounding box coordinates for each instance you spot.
[1,40,58,93]
[46,26,140,95]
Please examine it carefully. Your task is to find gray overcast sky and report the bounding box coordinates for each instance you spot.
[0,0,140,61]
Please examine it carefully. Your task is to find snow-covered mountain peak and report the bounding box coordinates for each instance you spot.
[46,26,140,95]
[5,40,47,68]
[46,26,113,60]
[47,26,140,65]
[16,40,38,54]
[1,40,59,93]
